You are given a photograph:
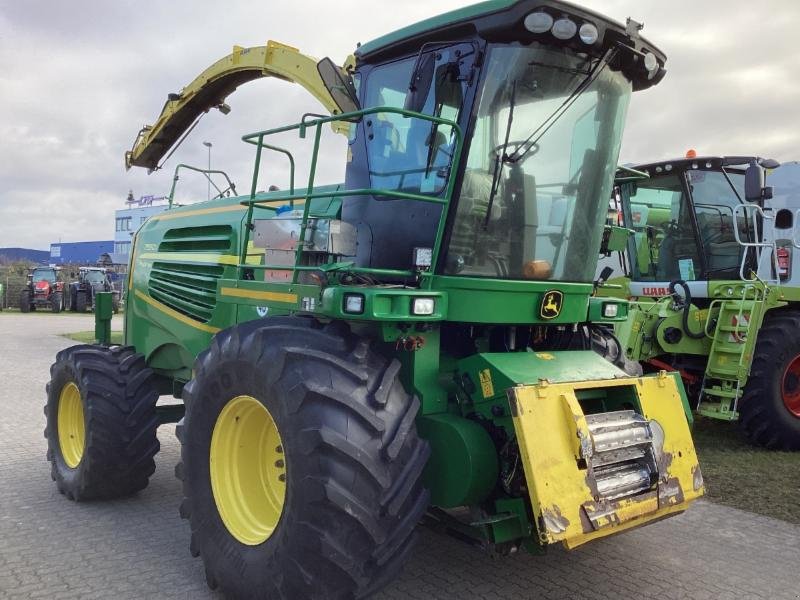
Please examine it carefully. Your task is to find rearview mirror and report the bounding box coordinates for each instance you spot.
[404,52,436,113]
[745,162,765,201]
[316,58,361,117]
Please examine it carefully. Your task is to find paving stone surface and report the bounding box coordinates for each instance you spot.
[1,313,798,599]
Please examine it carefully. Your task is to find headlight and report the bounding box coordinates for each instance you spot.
[343,293,365,315]
[551,18,577,40]
[524,11,553,34]
[411,297,435,316]
[412,247,433,270]
[602,302,619,318]
[643,52,658,73]
[579,23,598,44]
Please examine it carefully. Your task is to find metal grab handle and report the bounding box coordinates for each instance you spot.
[793,209,800,249]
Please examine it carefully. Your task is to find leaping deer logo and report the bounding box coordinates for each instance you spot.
[540,290,563,319]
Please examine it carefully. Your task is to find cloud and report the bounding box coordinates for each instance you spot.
[1,0,798,248]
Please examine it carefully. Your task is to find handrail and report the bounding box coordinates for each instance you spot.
[255,143,296,199]
[794,209,800,249]
[732,204,779,283]
[167,163,237,208]
[239,105,464,286]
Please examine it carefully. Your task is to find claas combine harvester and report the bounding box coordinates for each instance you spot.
[45,2,704,598]
[599,154,800,449]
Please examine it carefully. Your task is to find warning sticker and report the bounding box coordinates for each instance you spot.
[678,258,696,281]
[479,369,495,399]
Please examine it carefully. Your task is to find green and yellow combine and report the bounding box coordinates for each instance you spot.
[45,2,704,598]
[600,154,800,449]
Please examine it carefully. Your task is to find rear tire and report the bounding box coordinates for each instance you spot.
[70,287,78,312]
[51,292,63,313]
[177,317,430,599]
[75,291,87,312]
[739,311,800,450]
[20,290,31,312]
[45,345,161,500]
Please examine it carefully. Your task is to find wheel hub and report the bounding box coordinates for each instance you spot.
[57,381,85,468]
[210,395,287,545]
[781,355,800,418]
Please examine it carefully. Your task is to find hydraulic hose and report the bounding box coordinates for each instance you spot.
[669,280,705,339]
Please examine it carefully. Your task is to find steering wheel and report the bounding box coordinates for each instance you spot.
[492,140,540,163]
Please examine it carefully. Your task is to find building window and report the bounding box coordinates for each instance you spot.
[114,241,131,255]
[140,216,148,225]
[115,217,132,232]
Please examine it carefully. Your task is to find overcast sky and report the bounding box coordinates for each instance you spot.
[1,0,798,249]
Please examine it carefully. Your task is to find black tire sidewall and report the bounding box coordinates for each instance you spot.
[46,358,87,491]
[184,358,300,592]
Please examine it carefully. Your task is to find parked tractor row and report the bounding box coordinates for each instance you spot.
[19,266,120,313]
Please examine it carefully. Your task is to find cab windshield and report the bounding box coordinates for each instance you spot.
[32,269,56,283]
[623,168,748,281]
[85,271,106,284]
[443,43,631,282]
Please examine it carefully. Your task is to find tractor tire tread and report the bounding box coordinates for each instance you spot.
[45,344,160,500]
[178,317,429,600]
[739,310,800,450]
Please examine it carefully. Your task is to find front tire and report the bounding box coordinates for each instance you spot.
[177,318,430,599]
[20,290,31,312]
[75,291,87,312]
[739,310,800,450]
[45,345,161,500]
[51,292,63,313]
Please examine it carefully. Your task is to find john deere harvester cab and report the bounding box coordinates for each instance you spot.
[605,155,800,449]
[46,2,704,598]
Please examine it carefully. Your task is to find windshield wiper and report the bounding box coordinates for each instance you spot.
[506,48,616,165]
[484,79,517,227]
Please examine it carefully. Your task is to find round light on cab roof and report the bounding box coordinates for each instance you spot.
[579,23,598,44]
[643,52,658,72]
[552,17,578,40]
[524,11,554,34]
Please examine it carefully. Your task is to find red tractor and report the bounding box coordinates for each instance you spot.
[20,266,66,313]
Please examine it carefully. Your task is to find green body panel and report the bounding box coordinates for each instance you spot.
[94,292,113,345]
[430,276,591,324]
[416,413,499,508]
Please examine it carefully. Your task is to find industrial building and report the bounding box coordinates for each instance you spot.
[112,192,170,266]
[49,240,114,265]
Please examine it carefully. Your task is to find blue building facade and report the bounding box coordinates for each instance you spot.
[49,241,114,265]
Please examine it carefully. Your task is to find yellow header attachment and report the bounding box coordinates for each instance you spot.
[509,372,704,549]
[125,41,349,171]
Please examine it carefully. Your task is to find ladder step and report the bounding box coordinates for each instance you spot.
[702,387,740,399]
[697,405,739,421]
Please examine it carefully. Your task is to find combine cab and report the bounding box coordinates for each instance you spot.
[601,155,800,449]
[20,266,65,313]
[45,2,704,598]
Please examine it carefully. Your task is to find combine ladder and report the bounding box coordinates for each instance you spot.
[697,203,779,419]
[697,287,767,419]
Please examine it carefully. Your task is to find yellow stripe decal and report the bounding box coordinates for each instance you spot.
[139,252,240,265]
[151,205,247,222]
[220,286,298,304]
[134,289,220,334]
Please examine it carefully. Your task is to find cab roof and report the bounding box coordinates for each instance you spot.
[356,0,666,91]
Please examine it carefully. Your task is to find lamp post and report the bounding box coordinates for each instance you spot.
[203,141,212,200]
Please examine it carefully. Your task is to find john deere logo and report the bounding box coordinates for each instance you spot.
[540,290,563,319]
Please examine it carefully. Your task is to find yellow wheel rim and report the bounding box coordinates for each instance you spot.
[57,382,85,468]
[210,395,287,545]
